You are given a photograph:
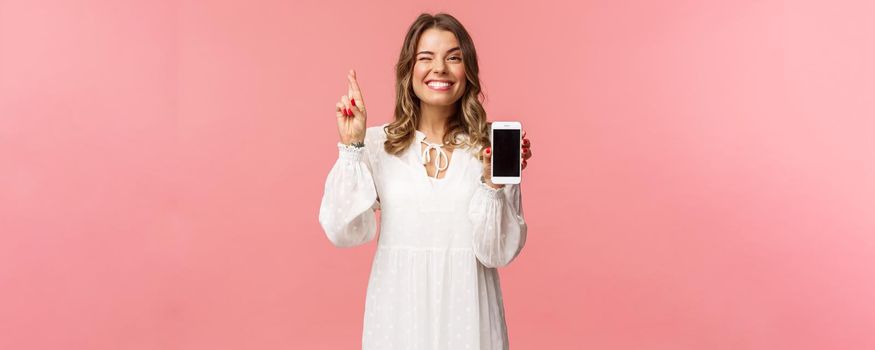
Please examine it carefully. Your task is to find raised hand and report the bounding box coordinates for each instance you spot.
[336,69,368,145]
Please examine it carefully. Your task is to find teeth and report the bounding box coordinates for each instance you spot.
[427,81,452,88]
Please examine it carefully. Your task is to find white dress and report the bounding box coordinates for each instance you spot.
[318,123,527,350]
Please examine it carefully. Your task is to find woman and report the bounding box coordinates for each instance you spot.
[318,12,533,349]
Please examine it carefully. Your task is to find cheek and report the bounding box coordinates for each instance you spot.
[454,71,466,91]
[413,64,428,78]
[453,67,466,85]
[412,66,428,87]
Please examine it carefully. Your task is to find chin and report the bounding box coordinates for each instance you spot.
[417,91,463,107]
[424,98,461,108]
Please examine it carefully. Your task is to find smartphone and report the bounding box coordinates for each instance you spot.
[490,121,522,185]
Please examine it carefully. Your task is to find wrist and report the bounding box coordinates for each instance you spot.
[341,139,365,148]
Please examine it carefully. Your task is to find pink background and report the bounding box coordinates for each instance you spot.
[2,0,874,349]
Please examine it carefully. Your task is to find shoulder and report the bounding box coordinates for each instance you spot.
[366,123,388,137]
[365,123,389,142]
[364,123,389,149]
[454,132,483,157]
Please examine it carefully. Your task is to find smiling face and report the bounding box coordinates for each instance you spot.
[411,28,467,109]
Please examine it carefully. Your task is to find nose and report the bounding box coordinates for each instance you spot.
[432,59,447,74]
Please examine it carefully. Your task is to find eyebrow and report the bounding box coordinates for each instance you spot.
[416,47,461,56]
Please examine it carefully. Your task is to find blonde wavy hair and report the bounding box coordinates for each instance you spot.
[382,13,491,158]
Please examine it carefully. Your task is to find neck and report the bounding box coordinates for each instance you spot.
[418,102,455,142]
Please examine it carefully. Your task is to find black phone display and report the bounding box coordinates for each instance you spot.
[492,129,521,177]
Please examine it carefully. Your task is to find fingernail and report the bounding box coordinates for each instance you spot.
[346,108,352,116]
[344,108,350,116]
[351,98,356,106]
[485,147,490,154]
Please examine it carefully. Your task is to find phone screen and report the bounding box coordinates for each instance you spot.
[492,129,521,177]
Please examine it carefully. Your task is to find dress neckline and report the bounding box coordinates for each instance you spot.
[414,129,457,182]
[413,129,469,144]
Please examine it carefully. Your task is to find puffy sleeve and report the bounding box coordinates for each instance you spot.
[467,180,527,268]
[318,141,380,248]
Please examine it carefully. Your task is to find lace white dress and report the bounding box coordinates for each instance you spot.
[318,123,527,350]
